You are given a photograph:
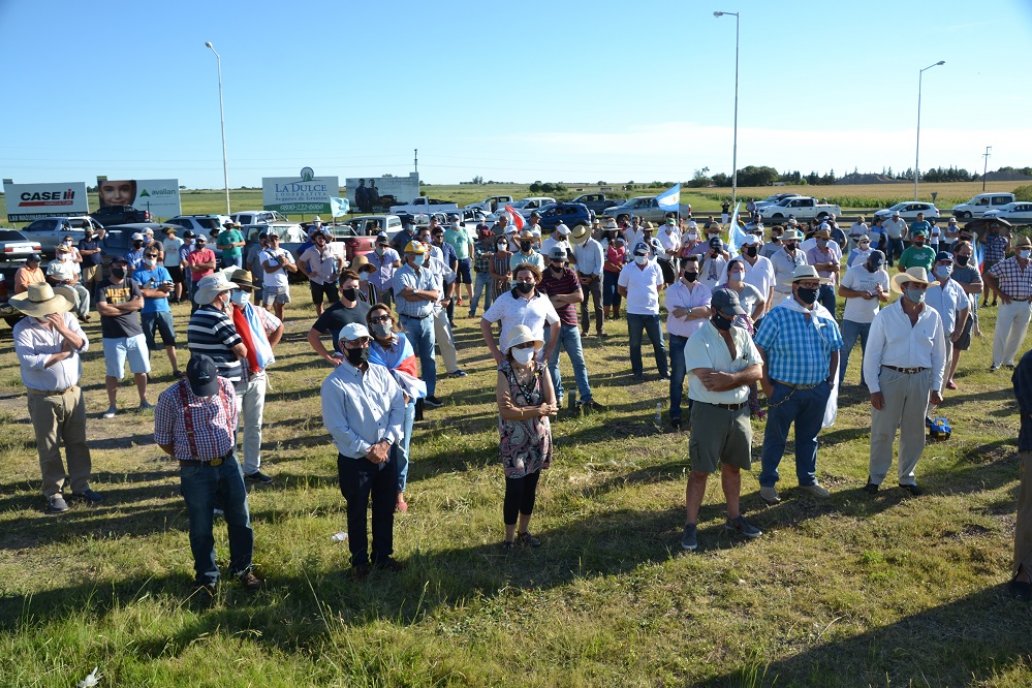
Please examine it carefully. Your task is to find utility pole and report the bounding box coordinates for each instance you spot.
[982,146,992,191]
[414,148,418,174]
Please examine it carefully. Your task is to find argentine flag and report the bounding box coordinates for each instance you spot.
[656,184,681,212]
[329,196,350,217]
[727,202,750,256]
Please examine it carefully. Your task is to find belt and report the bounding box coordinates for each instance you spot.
[701,400,748,410]
[400,312,432,320]
[1007,296,1031,302]
[179,451,233,468]
[883,365,928,374]
[27,385,76,396]
[772,380,819,390]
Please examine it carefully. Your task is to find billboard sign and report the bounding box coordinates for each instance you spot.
[345,172,420,211]
[96,178,182,219]
[4,182,90,222]
[262,168,338,214]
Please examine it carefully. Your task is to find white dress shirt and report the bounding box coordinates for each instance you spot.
[863,300,946,394]
[13,312,89,391]
[321,361,405,459]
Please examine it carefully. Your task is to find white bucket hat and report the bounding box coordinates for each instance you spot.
[503,324,543,354]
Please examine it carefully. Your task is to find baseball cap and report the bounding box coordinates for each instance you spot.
[935,250,952,263]
[338,322,370,343]
[632,243,649,257]
[548,246,566,261]
[711,287,747,317]
[186,354,219,397]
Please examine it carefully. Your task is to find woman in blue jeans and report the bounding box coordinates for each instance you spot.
[366,304,423,512]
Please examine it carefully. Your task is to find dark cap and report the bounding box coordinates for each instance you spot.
[935,250,952,263]
[708,237,722,249]
[183,230,195,238]
[632,242,649,257]
[711,287,747,317]
[26,253,40,263]
[112,255,129,265]
[548,246,566,261]
[375,233,389,244]
[186,354,219,397]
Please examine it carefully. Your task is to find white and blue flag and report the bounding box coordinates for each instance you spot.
[727,202,750,256]
[329,196,350,217]
[656,184,681,212]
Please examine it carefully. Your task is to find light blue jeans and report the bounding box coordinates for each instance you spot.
[397,400,416,493]
[546,323,593,402]
[839,319,872,386]
[470,271,493,316]
[400,314,437,397]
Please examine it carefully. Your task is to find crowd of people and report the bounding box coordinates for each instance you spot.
[8,208,1032,600]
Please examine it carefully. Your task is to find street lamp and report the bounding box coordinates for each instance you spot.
[204,41,231,215]
[714,10,740,211]
[914,60,945,200]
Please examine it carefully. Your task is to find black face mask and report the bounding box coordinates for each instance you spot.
[520,241,532,252]
[550,262,564,272]
[956,255,970,266]
[784,243,797,251]
[866,259,883,273]
[712,313,733,331]
[133,241,143,249]
[744,246,758,257]
[796,286,819,305]
[340,287,357,301]
[345,347,368,366]
[683,271,698,283]
[111,266,126,279]
[515,282,534,295]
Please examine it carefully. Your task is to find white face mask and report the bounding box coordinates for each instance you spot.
[230,290,251,306]
[511,347,535,365]
[729,271,745,282]
[635,255,648,265]
[1021,250,1032,260]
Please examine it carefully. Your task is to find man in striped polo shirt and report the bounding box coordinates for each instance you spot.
[187,273,247,393]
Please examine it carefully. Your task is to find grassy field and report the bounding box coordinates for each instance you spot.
[0,268,1031,686]
[1,180,1027,225]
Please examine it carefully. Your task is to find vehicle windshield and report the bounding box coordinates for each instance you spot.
[0,230,28,241]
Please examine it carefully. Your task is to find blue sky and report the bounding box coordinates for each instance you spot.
[2,0,1031,188]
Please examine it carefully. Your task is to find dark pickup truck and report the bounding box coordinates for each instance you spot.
[571,193,617,215]
[91,205,150,227]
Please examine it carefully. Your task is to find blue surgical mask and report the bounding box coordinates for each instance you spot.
[412,254,426,267]
[933,265,952,280]
[904,287,926,304]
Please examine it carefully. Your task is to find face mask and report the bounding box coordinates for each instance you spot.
[635,255,648,266]
[515,282,534,295]
[687,232,698,241]
[359,272,369,282]
[905,287,926,304]
[934,265,952,280]
[866,258,883,272]
[744,246,758,257]
[712,313,733,331]
[340,287,357,301]
[370,322,392,339]
[143,258,155,267]
[817,240,828,248]
[230,290,251,306]
[956,255,970,266]
[1021,250,1032,260]
[728,271,744,283]
[796,286,818,305]
[345,346,368,366]
[375,246,384,255]
[497,243,507,251]
[111,266,126,279]
[64,240,73,246]
[520,241,532,252]
[512,347,535,365]
[785,243,797,251]
[683,271,698,283]
[412,254,425,267]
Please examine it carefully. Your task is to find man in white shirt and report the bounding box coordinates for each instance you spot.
[571,224,605,337]
[769,228,808,306]
[658,217,682,271]
[540,223,572,260]
[925,251,969,398]
[679,287,764,552]
[883,212,908,267]
[862,267,946,496]
[665,255,712,429]
[481,263,560,365]
[259,233,297,320]
[618,243,668,382]
[321,323,406,578]
[837,250,889,386]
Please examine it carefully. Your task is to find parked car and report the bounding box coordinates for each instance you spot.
[951,192,1016,220]
[99,223,181,267]
[388,197,460,215]
[0,269,22,327]
[983,202,1032,225]
[602,196,668,223]
[538,202,593,233]
[166,214,232,236]
[348,214,405,241]
[569,193,616,215]
[758,196,842,221]
[21,216,104,258]
[90,205,150,226]
[873,201,940,221]
[464,196,514,213]
[511,197,557,218]
[753,192,797,210]
[0,229,42,268]
[230,210,288,226]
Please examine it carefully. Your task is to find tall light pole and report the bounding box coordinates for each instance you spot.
[982,145,992,191]
[914,60,945,200]
[205,41,231,215]
[714,10,739,211]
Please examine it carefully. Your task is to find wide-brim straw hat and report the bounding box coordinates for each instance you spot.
[227,268,257,291]
[891,266,934,294]
[10,282,72,318]
[790,265,832,285]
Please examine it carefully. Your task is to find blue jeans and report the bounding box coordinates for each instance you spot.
[470,271,492,316]
[398,400,416,493]
[627,313,668,378]
[760,380,831,488]
[179,454,253,585]
[401,314,437,397]
[337,450,397,567]
[603,271,621,310]
[886,237,904,266]
[817,285,836,316]
[546,323,593,403]
[668,334,691,421]
[839,319,872,386]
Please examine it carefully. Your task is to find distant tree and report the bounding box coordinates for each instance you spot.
[597,180,606,186]
[737,165,779,187]
[711,173,731,187]
[529,182,541,193]
[540,183,555,193]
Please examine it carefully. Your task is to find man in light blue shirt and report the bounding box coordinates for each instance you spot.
[571,224,605,337]
[392,241,442,407]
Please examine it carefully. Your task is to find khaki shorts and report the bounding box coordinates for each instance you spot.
[688,401,752,473]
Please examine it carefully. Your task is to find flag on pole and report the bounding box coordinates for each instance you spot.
[329,197,350,217]
[504,204,526,231]
[727,202,749,256]
[656,184,681,212]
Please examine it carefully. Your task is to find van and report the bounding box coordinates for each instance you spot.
[952,193,1016,219]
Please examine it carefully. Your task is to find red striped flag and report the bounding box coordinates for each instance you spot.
[504,204,526,231]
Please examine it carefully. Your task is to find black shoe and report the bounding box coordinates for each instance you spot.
[244,470,273,485]
[67,489,104,504]
[193,580,217,596]
[517,531,541,548]
[658,374,670,381]
[501,540,515,551]
[424,395,443,408]
[862,479,879,495]
[373,557,406,572]
[448,369,468,378]
[237,570,263,591]
[47,494,69,513]
[898,483,922,496]
[581,399,607,412]
[1010,578,1032,601]
[670,418,681,430]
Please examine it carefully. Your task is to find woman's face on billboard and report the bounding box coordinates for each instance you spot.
[99,181,134,206]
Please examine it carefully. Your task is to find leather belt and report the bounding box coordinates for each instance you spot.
[701,400,748,410]
[399,312,432,320]
[179,451,233,468]
[772,379,818,390]
[883,365,928,374]
[1008,296,1031,302]
[28,385,76,396]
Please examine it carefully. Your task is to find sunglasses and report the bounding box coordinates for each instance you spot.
[369,315,392,323]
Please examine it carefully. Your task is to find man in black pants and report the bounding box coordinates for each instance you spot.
[321,323,406,577]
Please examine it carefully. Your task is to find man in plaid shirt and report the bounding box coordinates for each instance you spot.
[154,354,260,593]
[986,235,1032,371]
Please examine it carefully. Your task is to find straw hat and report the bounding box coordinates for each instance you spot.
[9,282,72,318]
[226,268,257,291]
[891,266,934,294]
[503,324,543,354]
[789,265,831,284]
[570,224,589,240]
[601,218,619,231]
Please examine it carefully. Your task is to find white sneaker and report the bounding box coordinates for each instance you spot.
[798,483,830,498]
[102,406,117,419]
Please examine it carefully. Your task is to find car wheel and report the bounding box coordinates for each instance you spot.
[957,211,971,220]
[772,213,784,220]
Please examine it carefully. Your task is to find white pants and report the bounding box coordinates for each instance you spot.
[432,308,460,374]
[235,372,267,474]
[993,300,1032,367]
[869,367,931,487]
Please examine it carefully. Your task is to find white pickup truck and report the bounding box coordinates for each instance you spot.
[389,196,460,215]
[758,196,842,222]
[465,195,514,213]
